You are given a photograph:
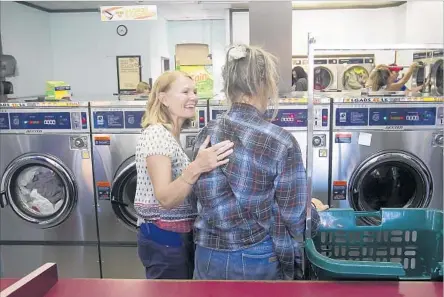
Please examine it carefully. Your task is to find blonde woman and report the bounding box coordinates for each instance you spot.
[134,71,234,279]
[191,45,321,281]
[366,63,425,92]
[136,81,150,95]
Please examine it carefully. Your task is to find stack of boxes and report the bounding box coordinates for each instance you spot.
[175,43,214,99]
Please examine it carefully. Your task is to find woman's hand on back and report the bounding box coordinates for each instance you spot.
[194,136,234,173]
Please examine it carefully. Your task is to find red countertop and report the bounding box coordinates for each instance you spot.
[43,279,443,297]
[0,279,17,291]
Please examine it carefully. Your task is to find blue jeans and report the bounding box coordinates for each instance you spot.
[137,224,194,279]
[193,238,281,280]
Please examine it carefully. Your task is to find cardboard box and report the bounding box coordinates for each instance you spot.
[175,43,212,66]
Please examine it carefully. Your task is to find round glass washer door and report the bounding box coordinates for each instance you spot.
[430,59,443,95]
[349,151,433,225]
[342,66,369,90]
[111,161,138,231]
[0,153,77,228]
[412,65,426,89]
[314,66,333,90]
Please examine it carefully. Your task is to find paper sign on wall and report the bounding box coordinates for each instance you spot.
[100,5,157,22]
[116,56,142,92]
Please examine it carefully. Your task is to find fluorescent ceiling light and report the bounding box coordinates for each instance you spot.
[292,1,405,9]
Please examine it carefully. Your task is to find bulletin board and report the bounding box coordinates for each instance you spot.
[116,55,142,92]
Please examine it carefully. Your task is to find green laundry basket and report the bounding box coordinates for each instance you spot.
[305,208,443,280]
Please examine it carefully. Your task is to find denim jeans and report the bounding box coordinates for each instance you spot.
[137,229,194,279]
[193,237,281,280]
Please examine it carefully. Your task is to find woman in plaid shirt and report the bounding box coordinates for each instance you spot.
[191,45,323,280]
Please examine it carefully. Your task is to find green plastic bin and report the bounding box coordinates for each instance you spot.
[305,208,443,280]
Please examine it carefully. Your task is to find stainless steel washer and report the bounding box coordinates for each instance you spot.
[330,98,443,224]
[0,102,100,278]
[90,100,207,279]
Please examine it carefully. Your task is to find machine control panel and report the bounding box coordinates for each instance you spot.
[267,109,307,127]
[0,111,88,131]
[124,110,145,129]
[210,107,329,128]
[335,108,369,126]
[92,108,207,130]
[93,111,125,129]
[369,107,436,126]
[334,106,442,128]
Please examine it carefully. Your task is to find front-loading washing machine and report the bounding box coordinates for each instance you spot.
[292,56,309,74]
[411,51,433,93]
[0,102,100,278]
[337,54,375,91]
[90,101,146,279]
[313,57,338,91]
[90,100,207,279]
[330,97,443,224]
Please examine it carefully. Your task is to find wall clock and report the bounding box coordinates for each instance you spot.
[117,25,128,37]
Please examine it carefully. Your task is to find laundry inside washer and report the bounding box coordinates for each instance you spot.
[13,166,66,217]
[314,67,333,90]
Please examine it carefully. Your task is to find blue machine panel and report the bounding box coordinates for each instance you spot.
[268,109,307,127]
[369,107,436,126]
[0,113,9,130]
[124,110,144,129]
[93,111,124,129]
[335,108,369,126]
[9,112,72,129]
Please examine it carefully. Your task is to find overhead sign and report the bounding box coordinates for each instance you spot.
[100,5,157,22]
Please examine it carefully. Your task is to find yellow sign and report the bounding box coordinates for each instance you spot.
[117,56,141,91]
[178,65,213,99]
[100,5,157,21]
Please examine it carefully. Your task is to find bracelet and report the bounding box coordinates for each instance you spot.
[180,174,194,186]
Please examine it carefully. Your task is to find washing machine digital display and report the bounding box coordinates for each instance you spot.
[93,111,124,129]
[9,112,72,129]
[369,107,436,126]
[124,110,144,129]
[335,108,369,126]
[267,109,307,127]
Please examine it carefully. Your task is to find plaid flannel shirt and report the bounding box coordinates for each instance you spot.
[192,103,320,280]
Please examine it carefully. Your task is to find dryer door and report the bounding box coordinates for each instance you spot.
[349,151,433,224]
[0,153,77,228]
[342,65,369,90]
[110,158,138,231]
[314,66,333,90]
[430,59,443,96]
[411,64,427,90]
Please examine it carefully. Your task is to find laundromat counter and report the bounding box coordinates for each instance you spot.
[1,263,442,297]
